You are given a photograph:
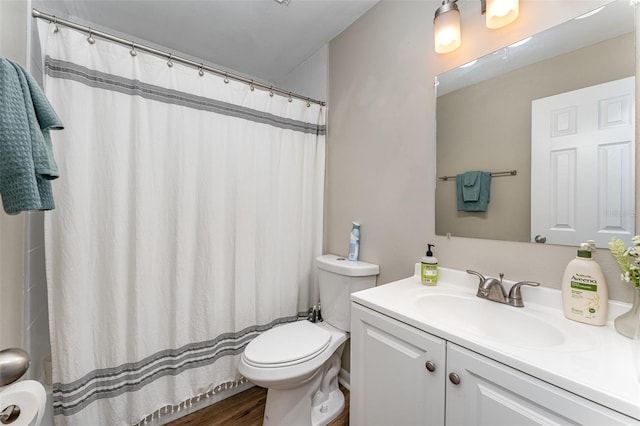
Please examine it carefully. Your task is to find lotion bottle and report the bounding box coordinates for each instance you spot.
[561,242,608,326]
[421,244,438,286]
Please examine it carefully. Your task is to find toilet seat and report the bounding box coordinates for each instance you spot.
[243,321,331,368]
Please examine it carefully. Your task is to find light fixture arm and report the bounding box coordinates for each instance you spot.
[434,0,459,22]
[436,0,512,19]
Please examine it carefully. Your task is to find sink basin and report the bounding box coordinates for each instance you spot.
[415,293,566,348]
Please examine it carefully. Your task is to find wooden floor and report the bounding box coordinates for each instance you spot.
[167,385,349,426]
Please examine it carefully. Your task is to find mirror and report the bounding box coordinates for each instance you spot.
[435,0,635,248]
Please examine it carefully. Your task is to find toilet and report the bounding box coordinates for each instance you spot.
[238,254,379,426]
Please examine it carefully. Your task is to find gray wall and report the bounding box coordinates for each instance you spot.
[327,0,636,304]
[0,0,28,352]
[276,45,328,104]
[1,0,54,385]
[436,32,634,242]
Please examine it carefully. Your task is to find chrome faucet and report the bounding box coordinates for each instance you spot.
[466,270,540,307]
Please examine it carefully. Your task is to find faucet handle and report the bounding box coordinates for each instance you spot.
[466,269,486,285]
[507,281,540,307]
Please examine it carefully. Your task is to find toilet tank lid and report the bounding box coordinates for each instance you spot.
[316,254,379,277]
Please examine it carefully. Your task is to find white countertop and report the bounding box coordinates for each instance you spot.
[350,266,640,420]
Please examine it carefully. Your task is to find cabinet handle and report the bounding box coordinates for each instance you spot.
[425,360,436,372]
[449,372,461,385]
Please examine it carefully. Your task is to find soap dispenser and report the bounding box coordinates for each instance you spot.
[421,244,438,286]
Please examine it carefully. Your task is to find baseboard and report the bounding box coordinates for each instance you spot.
[338,368,350,391]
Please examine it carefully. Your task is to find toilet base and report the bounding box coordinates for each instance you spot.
[263,383,344,426]
[262,350,344,426]
[311,386,344,426]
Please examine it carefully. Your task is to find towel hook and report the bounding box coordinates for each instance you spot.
[130,41,138,57]
[86,29,95,44]
[223,73,229,84]
[198,64,204,77]
[167,54,174,68]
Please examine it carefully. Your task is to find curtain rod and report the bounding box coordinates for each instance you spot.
[31,8,326,107]
[438,170,517,181]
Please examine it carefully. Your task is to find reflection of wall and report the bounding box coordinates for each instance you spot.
[436,32,634,242]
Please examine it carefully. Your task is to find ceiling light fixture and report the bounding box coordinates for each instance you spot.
[484,0,519,29]
[434,0,461,54]
[273,0,290,5]
[434,0,520,54]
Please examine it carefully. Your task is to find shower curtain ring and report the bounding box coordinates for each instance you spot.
[224,73,229,84]
[130,42,138,57]
[249,80,255,92]
[288,93,293,103]
[306,98,311,107]
[52,17,59,33]
[198,64,204,77]
[87,29,96,44]
[167,54,174,68]
[269,87,274,97]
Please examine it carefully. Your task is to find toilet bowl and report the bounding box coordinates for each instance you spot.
[238,254,379,426]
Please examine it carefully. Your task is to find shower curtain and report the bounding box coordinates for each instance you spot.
[40,22,325,426]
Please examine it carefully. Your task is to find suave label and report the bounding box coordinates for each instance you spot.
[569,273,601,319]
[421,263,438,285]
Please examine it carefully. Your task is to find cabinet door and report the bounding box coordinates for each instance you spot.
[446,343,639,425]
[350,303,446,426]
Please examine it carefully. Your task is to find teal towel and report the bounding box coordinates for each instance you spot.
[457,171,491,212]
[461,170,481,201]
[0,56,63,215]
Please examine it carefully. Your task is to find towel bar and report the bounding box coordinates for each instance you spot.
[438,169,517,181]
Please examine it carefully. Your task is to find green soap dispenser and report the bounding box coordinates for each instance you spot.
[421,244,438,286]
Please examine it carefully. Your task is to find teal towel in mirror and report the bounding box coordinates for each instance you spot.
[461,170,481,201]
[456,171,491,212]
[0,56,64,215]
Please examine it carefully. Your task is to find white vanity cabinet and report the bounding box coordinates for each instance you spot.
[350,302,446,425]
[446,343,637,425]
[351,302,639,426]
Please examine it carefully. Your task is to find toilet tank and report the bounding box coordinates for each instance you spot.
[316,254,379,332]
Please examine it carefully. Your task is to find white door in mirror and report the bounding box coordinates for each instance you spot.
[531,77,635,247]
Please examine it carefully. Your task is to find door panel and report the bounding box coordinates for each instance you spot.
[531,77,635,247]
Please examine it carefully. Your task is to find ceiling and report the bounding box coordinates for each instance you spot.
[34,0,378,84]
